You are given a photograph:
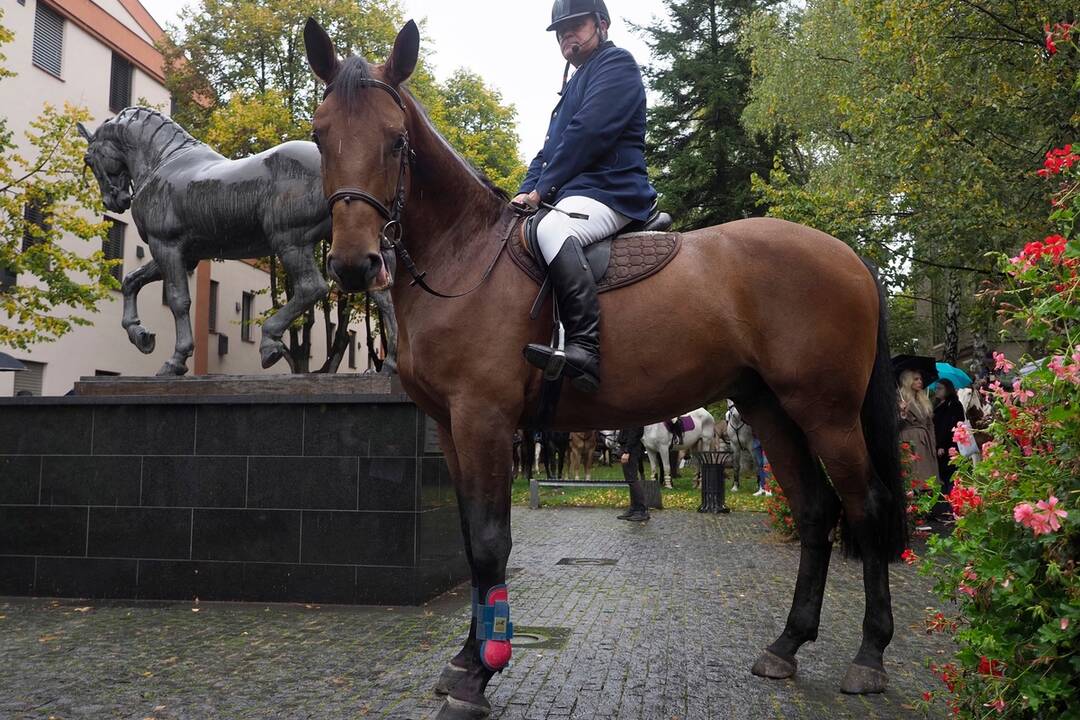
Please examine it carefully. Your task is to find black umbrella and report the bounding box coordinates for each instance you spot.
[0,352,26,372]
[891,354,938,384]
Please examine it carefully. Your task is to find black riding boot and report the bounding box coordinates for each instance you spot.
[523,237,600,393]
[619,480,650,522]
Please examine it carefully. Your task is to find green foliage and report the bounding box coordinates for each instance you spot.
[914,142,1078,718]
[637,0,789,229]
[0,13,115,350]
[743,0,1079,287]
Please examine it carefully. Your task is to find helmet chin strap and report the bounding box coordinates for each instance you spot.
[558,17,602,94]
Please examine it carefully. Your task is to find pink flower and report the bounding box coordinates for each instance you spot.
[993,352,1014,373]
[958,583,977,597]
[952,422,973,447]
[1035,495,1068,532]
[1014,502,1036,525]
[985,698,1006,713]
[1062,618,1070,631]
[1011,378,1034,403]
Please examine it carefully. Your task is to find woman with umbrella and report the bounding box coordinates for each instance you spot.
[933,378,966,512]
[898,369,938,492]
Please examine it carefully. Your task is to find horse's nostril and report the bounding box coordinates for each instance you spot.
[367,253,383,273]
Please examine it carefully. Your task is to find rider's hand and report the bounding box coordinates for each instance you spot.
[512,191,541,209]
[620,453,630,464]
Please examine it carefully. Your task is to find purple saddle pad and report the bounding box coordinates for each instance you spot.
[664,416,696,434]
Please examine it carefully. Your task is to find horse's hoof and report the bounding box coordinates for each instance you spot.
[663,482,673,489]
[156,361,187,377]
[433,663,468,696]
[840,663,888,694]
[130,327,156,354]
[434,695,491,719]
[260,340,286,369]
[751,650,797,679]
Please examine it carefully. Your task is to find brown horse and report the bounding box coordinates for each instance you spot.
[567,431,597,481]
[304,19,906,720]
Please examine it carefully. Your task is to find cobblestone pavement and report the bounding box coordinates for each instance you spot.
[0,509,948,719]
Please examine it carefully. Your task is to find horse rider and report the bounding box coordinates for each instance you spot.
[616,425,650,522]
[514,0,658,393]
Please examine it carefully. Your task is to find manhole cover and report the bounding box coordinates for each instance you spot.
[556,557,618,566]
[511,626,570,650]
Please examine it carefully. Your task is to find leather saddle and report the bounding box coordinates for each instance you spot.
[509,203,680,314]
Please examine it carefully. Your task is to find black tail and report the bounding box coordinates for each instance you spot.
[842,260,907,562]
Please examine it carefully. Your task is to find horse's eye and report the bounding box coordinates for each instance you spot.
[392,136,406,154]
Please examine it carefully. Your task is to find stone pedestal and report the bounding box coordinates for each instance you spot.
[0,375,466,605]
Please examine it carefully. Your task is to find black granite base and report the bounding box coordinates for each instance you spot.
[0,380,466,605]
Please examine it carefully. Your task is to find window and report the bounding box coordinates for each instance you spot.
[32,3,64,78]
[208,280,219,333]
[241,291,254,342]
[23,202,48,251]
[103,218,125,283]
[13,360,45,396]
[348,330,357,369]
[0,264,16,292]
[109,53,133,113]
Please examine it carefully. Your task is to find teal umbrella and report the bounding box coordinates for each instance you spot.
[931,362,972,389]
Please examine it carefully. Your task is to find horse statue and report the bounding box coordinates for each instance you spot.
[725,400,758,491]
[78,107,397,376]
[304,19,906,719]
[643,407,716,488]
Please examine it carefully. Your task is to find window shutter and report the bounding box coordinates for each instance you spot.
[32,3,64,78]
[109,53,133,113]
[22,202,48,251]
[103,218,125,282]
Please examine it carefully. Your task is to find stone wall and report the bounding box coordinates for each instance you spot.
[0,389,465,605]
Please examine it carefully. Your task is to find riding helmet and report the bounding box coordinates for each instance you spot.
[547,0,611,32]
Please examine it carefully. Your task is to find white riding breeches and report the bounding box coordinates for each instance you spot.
[535,196,632,265]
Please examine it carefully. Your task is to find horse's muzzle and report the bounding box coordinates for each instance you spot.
[328,252,384,293]
[106,191,132,213]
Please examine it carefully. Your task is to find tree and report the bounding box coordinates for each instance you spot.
[0,10,115,350]
[742,0,1078,358]
[161,0,524,372]
[636,0,790,230]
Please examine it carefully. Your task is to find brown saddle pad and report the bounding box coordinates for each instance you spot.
[508,227,681,293]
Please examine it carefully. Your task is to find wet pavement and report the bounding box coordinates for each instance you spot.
[0,508,948,719]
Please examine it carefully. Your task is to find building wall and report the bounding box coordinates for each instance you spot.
[0,0,371,395]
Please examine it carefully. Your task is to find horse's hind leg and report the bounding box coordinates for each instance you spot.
[121,260,161,354]
[261,241,329,369]
[735,394,841,682]
[807,422,894,694]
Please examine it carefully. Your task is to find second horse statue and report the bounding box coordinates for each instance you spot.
[79,106,396,376]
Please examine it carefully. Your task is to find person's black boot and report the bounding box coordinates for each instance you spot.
[524,237,600,393]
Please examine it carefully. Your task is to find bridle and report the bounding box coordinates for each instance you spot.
[320,76,516,300]
[323,78,412,253]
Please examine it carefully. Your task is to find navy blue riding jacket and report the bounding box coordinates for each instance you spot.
[518,41,657,222]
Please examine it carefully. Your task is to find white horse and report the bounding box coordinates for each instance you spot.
[725,401,758,491]
[643,408,716,489]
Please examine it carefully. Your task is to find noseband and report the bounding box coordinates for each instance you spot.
[324,78,413,250]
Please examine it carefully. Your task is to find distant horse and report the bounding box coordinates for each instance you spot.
[541,431,570,481]
[643,407,716,488]
[726,401,758,491]
[598,430,619,465]
[78,107,397,376]
[306,19,906,718]
[567,431,597,481]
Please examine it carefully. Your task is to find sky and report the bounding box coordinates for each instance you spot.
[137,0,666,162]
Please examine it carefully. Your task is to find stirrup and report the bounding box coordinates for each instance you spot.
[542,321,567,381]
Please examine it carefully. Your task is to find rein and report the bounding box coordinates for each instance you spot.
[323,77,518,301]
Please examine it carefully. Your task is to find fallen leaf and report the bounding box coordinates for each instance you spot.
[74,607,92,613]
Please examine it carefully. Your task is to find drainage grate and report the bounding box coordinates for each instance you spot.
[511,626,571,650]
[556,557,618,566]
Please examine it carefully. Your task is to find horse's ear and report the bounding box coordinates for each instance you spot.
[385,20,419,86]
[76,122,93,143]
[304,17,340,85]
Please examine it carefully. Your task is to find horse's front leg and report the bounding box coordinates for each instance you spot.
[120,259,161,354]
[436,415,515,720]
[154,246,193,376]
